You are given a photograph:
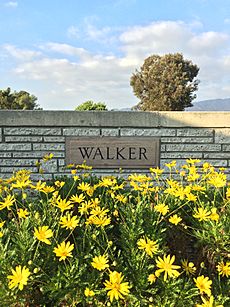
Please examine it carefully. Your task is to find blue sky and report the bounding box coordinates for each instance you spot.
[1,0,230,109]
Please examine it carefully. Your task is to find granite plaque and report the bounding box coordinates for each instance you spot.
[66,137,160,169]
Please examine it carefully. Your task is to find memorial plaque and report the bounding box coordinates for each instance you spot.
[66,137,160,169]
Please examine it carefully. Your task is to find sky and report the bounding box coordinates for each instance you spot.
[1,0,230,110]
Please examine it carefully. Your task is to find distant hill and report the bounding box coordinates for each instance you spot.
[113,98,230,111]
[186,98,230,111]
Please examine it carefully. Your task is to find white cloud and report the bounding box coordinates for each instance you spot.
[4,1,18,7]
[3,20,230,109]
[3,44,41,60]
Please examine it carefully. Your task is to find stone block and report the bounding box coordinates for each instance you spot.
[0,159,37,166]
[177,128,213,137]
[5,136,43,142]
[101,128,119,136]
[120,128,176,137]
[13,151,65,158]
[166,144,221,152]
[33,143,65,151]
[161,137,213,143]
[43,136,65,142]
[4,127,62,135]
[63,128,100,136]
[0,143,32,151]
[215,129,230,143]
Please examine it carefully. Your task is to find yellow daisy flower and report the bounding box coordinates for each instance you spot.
[53,241,74,261]
[91,255,109,271]
[148,274,156,284]
[181,259,196,275]
[169,214,182,225]
[84,287,95,297]
[60,213,79,230]
[154,203,169,216]
[7,265,30,290]
[193,207,211,221]
[196,295,223,307]
[0,195,16,210]
[56,198,73,212]
[137,237,158,257]
[194,275,212,296]
[155,254,181,281]
[104,271,130,302]
[17,208,29,219]
[216,261,230,277]
[34,226,53,245]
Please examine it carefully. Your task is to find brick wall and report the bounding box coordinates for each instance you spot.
[1,111,230,179]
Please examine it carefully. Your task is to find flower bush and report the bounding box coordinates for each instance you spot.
[0,159,229,306]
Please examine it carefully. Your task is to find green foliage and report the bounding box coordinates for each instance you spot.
[0,87,41,110]
[75,100,108,111]
[130,53,199,111]
[0,160,229,306]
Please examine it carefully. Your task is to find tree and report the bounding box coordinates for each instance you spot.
[0,87,41,110]
[75,100,108,111]
[130,53,199,111]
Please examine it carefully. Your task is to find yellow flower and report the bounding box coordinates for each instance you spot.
[186,193,197,202]
[193,207,211,221]
[53,241,74,261]
[0,195,16,210]
[115,194,128,203]
[40,185,56,194]
[137,237,158,257]
[169,214,182,225]
[12,179,32,189]
[209,208,219,222]
[30,180,46,192]
[181,259,196,275]
[70,193,85,204]
[91,255,109,271]
[194,275,212,296]
[60,213,79,230]
[104,271,130,302]
[207,172,226,188]
[90,206,109,217]
[0,231,3,238]
[0,220,5,228]
[78,182,91,192]
[155,254,181,281]
[84,287,95,297]
[150,167,164,177]
[154,203,169,216]
[34,226,53,245]
[98,177,116,187]
[17,208,29,219]
[56,198,73,212]
[7,265,30,290]
[165,160,177,169]
[54,181,65,188]
[186,159,201,165]
[86,215,111,227]
[43,153,54,162]
[78,201,92,215]
[196,295,223,307]
[148,274,156,284]
[216,261,230,277]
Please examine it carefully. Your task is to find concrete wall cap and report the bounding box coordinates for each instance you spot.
[0,110,230,127]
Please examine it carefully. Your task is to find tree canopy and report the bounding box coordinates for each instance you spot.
[0,87,41,110]
[130,53,199,111]
[75,100,108,111]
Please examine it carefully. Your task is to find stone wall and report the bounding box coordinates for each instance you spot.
[1,110,230,179]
